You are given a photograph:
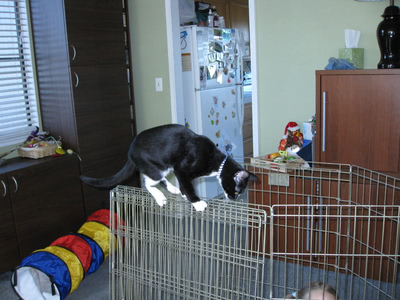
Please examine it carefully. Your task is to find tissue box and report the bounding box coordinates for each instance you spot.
[339,48,364,69]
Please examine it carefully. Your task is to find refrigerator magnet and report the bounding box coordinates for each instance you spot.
[200,66,206,88]
[224,45,229,54]
[232,57,238,69]
[217,69,223,84]
[200,66,206,81]
[208,52,217,63]
[214,29,222,40]
[222,29,231,40]
[181,53,192,72]
[213,96,218,106]
[218,132,237,156]
[214,42,223,53]
[207,65,217,79]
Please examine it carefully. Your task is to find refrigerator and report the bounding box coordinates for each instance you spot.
[180,25,245,199]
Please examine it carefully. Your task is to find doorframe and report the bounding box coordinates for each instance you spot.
[165,0,259,157]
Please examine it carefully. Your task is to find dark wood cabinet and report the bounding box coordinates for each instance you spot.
[243,102,253,157]
[315,70,400,174]
[0,155,86,272]
[196,0,249,36]
[30,0,138,216]
[0,174,20,272]
[64,0,129,67]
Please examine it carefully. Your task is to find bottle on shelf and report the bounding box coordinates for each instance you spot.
[212,6,219,28]
[207,9,213,28]
[218,16,225,28]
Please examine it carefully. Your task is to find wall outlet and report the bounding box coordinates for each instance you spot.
[155,77,163,92]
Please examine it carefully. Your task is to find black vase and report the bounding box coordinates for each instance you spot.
[377,5,400,69]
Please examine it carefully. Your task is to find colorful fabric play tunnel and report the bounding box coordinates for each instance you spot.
[11,209,123,300]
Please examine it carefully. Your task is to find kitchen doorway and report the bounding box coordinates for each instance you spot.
[165,0,259,157]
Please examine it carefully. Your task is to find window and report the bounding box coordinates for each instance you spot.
[0,0,38,147]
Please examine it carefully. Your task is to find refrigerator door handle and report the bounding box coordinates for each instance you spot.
[238,50,243,84]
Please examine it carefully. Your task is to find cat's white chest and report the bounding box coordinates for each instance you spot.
[203,171,218,178]
[161,168,174,178]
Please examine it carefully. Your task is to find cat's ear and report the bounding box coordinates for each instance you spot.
[248,172,258,182]
[234,170,258,184]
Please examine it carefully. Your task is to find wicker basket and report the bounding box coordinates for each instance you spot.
[18,142,60,159]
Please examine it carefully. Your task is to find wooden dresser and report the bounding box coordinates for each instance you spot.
[315,69,400,175]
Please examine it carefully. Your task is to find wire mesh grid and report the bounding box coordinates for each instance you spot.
[246,161,400,300]
[109,161,400,300]
[109,186,269,300]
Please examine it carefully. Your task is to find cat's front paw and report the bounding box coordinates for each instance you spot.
[192,200,208,212]
[154,195,167,207]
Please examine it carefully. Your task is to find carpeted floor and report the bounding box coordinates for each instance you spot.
[0,258,109,300]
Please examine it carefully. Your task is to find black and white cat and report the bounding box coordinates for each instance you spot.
[80,124,258,211]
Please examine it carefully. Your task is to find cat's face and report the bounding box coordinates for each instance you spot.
[222,170,258,200]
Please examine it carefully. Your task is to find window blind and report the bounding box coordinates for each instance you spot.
[0,0,38,147]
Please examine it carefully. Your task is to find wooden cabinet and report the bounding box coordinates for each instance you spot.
[0,155,86,272]
[243,102,253,157]
[29,0,138,216]
[197,0,249,35]
[0,174,20,272]
[227,0,249,43]
[315,70,400,174]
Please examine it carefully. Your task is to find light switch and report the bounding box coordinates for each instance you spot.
[155,77,163,92]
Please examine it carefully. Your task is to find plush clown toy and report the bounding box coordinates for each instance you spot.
[278,121,304,152]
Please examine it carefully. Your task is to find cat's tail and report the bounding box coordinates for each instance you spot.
[80,159,136,190]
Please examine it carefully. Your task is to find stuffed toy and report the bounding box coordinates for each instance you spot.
[278,121,304,152]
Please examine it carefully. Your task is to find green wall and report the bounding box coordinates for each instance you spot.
[254,0,387,154]
[128,0,388,154]
[127,0,172,133]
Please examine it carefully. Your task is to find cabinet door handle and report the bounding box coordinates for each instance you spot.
[12,176,18,193]
[322,91,326,152]
[70,44,76,61]
[1,180,6,197]
[73,72,79,87]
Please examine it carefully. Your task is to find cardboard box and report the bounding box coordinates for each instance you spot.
[339,48,364,69]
